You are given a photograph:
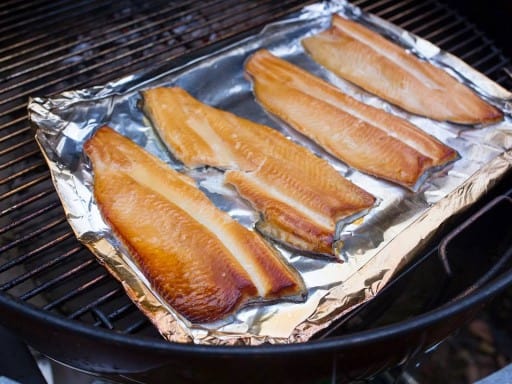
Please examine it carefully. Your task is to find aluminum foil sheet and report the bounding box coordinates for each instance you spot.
[28,0,512,345]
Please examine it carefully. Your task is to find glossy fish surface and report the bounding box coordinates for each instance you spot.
[142,87,375,256]
[302,15,503,125]
[245,49,458,188]
[84,126,305,323]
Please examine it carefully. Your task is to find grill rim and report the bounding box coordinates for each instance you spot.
[2,238,512,355]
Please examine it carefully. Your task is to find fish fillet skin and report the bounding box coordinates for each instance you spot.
[84,126,305,323]
[245,49,458,187]
[302,15,503,125]
[142,87,375,256]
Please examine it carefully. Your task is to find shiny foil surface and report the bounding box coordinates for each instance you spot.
[28,0,512,345]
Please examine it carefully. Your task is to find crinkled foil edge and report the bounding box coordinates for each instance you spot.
[290,150,512,342]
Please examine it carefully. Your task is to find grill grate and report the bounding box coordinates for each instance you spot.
[1,0,511,339]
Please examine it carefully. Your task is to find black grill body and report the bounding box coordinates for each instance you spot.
[1,1,511,383]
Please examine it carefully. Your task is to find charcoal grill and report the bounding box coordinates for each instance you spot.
[1,0,512,383]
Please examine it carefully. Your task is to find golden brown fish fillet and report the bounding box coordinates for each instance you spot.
[245,49,458,188]
[142,87,375,256]
[84,126,305,323]
[302,14,502,124]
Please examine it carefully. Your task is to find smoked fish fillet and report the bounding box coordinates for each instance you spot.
[84,126,305,323]
[245,49,458,188]
[302,14,503,125]
[142,87,375,256]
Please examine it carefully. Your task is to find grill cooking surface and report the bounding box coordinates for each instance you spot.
[1,0,511,339]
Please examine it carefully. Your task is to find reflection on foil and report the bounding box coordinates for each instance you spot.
[28,0,512,345]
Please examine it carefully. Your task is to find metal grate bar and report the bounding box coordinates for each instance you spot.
[0,0,89,28]
[0,232,74,274]
[43,272,110,311]
[0,138,36,157]
[18,253,95,300]
[0,162,46,187]
[78,4,309,89]
[68,288,124,320]
[0,0,302,107]
[359,0,410,13]
[460,44,493,62]
[484,60,512,78]
[0,246,85,292]
[0,116,27,132]
[0,0,32,11]
[0,216,66,252]
[0,0,55,17]
[0,0,111,40]
[375,0,424,21]
[0,0,219,78]
[496,72,512,85]
[470,51,503,72]
[423,19,472,42]
[393,3,443,29]
[0,188,54,217]
[434,26,480,50]
[121,318,152,335]
[0,175,49,202]
[407,11,453,37]
[0,0,241,94]
[0,104,33,120]
[88,3,310,89]
[0,1,118,57]
[0,0,221,72]
[91,307,115,329]
[0,127,32,144]
[92,302,139,328]
[0,150,41,173]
